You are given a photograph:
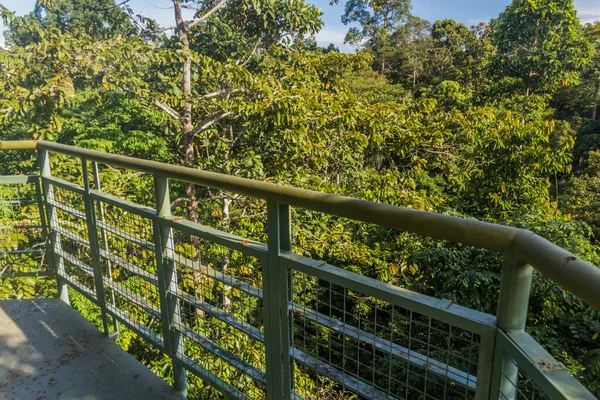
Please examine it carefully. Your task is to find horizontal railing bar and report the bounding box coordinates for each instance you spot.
[177,354,248,400]
[89,189,157,217]
[281,252,495,334]
[31,140,600,309]
[54,225,160,286]
[0,140,37,150]
[172,242,481,392]
[58,273,97,304]
[96,220,155,251]
[499,330,595,399]
[0,249,45,255]
[160,215,267,259]
[0,175,39,184]
[174,288,264,342]
[292,304,477,390]
[105,304,165,352]
[170,252,263,299]
[511,232,600,312]
[34,142,518,250]
[105,279,161,319]
[50,201,87,220]
[291,348,395,400]
[55,248,94,276]
[53,224,90,246]
[56,221,161,289]
[0,270,52,278]
[0,225,44,229]
[177,324,267,384]
[41,175,85,195]
[99,249,158,286]
[54,225,159,287]
[0,199,37,204]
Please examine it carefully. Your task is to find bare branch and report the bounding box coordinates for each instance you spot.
[200,90,229,99]
[237,38,261,67]
[93,0,130,11]
[187,0,228,30]
[155,100,181,121]
[198,88,248,100]
[190,111,233,136]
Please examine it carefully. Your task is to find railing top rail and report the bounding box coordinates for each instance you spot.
[5,140,600,310]
[0,140,37,150]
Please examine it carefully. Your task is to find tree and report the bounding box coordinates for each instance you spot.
[3,0,600,394]
[386,16,431,89]
[339,0,411,74]
[144,0,322,225]
[491,0,591,96]
[582,22,600,119]
[429,20,493,89]
[551,22,600,122]
[3,0,141,46]
[561,150,600,242]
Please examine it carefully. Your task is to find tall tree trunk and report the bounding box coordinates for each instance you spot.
[220,124,234,310]
[413,68,417,89]
[221,196,232,311]
[380,1,389,76]
[592,79,599,120]
[173,0,197,224]
[174,0,204,316]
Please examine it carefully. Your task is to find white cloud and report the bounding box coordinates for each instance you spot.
[315,27,354,52]
[575,0,600,24]
[466,18,491,26]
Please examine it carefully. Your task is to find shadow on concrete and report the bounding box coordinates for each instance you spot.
[0,298,186,400]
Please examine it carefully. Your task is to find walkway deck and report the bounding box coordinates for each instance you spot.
[0,299,186,400]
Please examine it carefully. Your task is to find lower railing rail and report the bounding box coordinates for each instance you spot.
[0,140,597,400]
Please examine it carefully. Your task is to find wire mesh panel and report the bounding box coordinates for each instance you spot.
[46,184,97,294]
[167,227,267,399]
[0,178,47,275]
[496,355,549,400]
[490,331,593,400]
[289,267,481,400]
[95,198,163,342]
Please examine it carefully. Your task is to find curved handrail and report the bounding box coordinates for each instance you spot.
[4,140,600,309]
[0,140,37,150]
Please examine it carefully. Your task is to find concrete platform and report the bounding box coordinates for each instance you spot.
[0,299,186,400]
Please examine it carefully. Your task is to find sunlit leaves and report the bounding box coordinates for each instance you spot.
[492,0,592,95]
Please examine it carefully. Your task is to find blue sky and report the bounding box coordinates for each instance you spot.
[1,0,599,50]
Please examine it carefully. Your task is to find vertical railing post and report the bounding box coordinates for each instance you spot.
[81,158,110,335]
[265,199,293,399]
[33,169,50,278]
[153,175,187,396]
[490,254,533,400]
[279,203,294,399]
[38,148,69,305]
[92,161,119,337]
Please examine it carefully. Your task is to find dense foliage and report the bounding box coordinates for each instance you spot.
[1,0,599,397]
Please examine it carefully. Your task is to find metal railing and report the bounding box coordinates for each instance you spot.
[0,139,598,400]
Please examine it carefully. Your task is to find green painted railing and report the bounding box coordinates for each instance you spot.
[0,140,598,400]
